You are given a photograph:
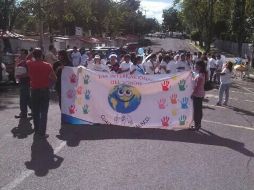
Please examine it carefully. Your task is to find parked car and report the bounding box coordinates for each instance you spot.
[123,42,139,53]
[92,47,120,59]
[138,39,152,47]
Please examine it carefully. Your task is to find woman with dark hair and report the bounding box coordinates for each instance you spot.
[216,61,233,106]
[53,50,72,109]
[190,60,206,131]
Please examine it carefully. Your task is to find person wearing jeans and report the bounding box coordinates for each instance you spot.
[15,49,32,118]
[216,62,233,106]
[190,60,206,131]
[27,48,57,139]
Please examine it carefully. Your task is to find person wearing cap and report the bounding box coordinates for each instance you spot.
[91,55,109,72]
[27,48,57,139]
[119,54,132,73]
[107,54,120,73]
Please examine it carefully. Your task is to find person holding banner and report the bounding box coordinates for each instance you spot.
[53,50,72,109]
[107,54,120,73]
[119,54,132,73]
[91,55,109,72]
[190,60,206,131]
[130,55,145,75]
[143,53,160,74]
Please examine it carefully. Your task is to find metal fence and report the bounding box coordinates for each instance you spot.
[214,40,253,58]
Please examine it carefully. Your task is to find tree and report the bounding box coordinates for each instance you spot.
[162,7,179,34]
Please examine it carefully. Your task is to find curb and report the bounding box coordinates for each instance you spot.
[189,42,205,53]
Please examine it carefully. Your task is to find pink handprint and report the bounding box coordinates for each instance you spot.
[69,74,77,84]
[161,116,170,128]
[158,98,166,109]
[67,90,75,99]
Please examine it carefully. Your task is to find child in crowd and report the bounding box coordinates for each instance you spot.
[107,54,120,73]
[119,54,132,73]
[91,55,109,72]
[130,56,145,75]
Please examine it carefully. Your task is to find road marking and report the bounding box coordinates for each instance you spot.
[239,86,254,94]
[203,120,254,131]
[203,103,254,114]
[1,141,66,190]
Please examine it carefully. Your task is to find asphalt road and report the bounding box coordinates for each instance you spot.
[0,38,254,190]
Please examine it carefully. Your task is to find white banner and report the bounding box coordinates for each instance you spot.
[61,67,194,130]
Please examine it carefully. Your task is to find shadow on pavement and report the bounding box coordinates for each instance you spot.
[11,118,34,139]
[202,105,215,110]
[25,138,64,177]
[227,106,254,117]
[57,124,254,157]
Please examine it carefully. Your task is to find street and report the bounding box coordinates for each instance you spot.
[0,38,254,190]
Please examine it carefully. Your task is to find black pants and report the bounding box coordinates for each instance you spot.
[31,88,50,136]
[19,83,31,115]
[193,97,203,127]
[210,68,216,82]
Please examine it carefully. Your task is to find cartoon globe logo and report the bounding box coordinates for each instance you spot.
[108,84,141,114]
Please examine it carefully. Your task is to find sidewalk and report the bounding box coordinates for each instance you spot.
[190,42,254,80]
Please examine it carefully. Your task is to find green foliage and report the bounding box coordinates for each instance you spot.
[1,0,160,36]
[190,31,201,41]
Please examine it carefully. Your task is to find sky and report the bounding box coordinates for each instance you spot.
[139,0,173,24]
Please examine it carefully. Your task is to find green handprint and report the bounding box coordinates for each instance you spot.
[178,80,186,91]
[83,104,89,114]
[84,75,90,85]
[179,115,187,126]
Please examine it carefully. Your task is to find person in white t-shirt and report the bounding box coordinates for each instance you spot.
[130,55,145,75]
[80,49,88,66]
[90,55,109,72]
[160,54,171,74]
[119,54,132,73]
[175,54,190,72]
[144,53,159,75]
[208,54,217,81]
[71,47,81,67]
[215,54,224,83]
[86,51,94,69]
[216,62,233,106]
[45,45,58,65]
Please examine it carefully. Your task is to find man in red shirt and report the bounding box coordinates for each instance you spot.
[27,48,57,139]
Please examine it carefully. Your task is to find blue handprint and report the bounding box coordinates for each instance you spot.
[83,104,89,114]
[85,89,91,100]
[180,97,189,109]
[179,115,187,125]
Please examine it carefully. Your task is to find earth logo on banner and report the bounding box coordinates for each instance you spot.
[108,84,141,114]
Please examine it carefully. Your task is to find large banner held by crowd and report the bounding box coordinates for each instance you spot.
[61,67,194,130]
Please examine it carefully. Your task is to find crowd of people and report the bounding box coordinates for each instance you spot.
[14,44,235,138]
